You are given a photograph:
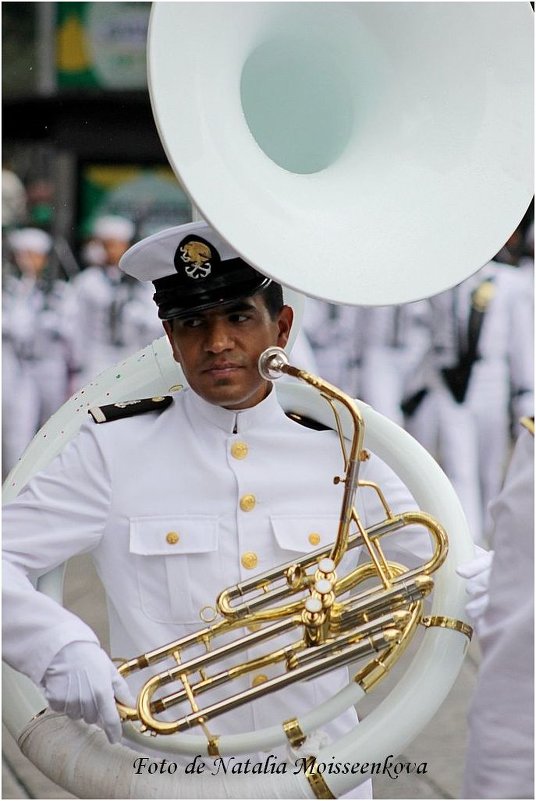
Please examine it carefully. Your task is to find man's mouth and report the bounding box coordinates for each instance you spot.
[203,362,244,376]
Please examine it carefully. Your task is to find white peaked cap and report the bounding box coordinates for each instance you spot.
[8,228,52,254]
[93,215,135,242]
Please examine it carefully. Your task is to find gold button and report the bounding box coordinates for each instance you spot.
[166,531,179,545]
[241,552,258,570]
[231,441,249,459]
[246,621,262,633]
[240,494,256,512]
[309,533,321,546]
[251,674,268,688]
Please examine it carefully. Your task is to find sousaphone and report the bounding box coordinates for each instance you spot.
[3,2,533,798]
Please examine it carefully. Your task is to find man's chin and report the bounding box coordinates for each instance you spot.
[194,379,270,410]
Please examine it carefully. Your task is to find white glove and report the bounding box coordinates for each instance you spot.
[456,548,494,623]
[41,641,136,744]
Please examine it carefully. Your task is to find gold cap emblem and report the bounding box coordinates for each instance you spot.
[180,240,213,279]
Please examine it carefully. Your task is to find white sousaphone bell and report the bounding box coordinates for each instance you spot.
[3,3,533,799]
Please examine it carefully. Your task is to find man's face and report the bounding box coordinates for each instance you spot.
[14,249,47,278]
[163,295,293,410]
[101,237,130,267]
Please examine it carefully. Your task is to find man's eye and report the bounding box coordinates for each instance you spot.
[229,313,249,323]
[182,318,204,328]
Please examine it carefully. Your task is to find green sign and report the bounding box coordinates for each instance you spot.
[57,2,150,89]
[79,164,192,239]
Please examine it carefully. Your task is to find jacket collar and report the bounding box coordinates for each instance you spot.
[184,384,283,434]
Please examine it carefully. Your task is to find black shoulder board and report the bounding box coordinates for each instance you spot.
[89,396,172,424]
[285,411,333,432]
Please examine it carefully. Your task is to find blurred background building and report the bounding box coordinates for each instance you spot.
[3,2,194,476]
[3,2,192,246]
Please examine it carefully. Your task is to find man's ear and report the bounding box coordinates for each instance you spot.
[276,305,294,348]
[162,320,180,364]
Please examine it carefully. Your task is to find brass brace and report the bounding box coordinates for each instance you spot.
[283,718,306,749]
[421,615,473,640]
[180,672,220,757]
[304,756,336,799]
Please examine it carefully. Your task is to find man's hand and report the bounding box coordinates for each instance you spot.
[456,548,494,624]
[41,641,136,744]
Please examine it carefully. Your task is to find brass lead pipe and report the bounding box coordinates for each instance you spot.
[261,349,365,568]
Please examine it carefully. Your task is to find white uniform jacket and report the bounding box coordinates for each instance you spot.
[3,387,431,747]
[463,426,534,798]
[73,265,162,386]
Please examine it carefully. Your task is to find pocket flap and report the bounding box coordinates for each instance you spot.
[129,515,219,556]
[269,516,339,553]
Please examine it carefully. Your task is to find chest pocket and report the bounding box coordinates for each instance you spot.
[129,515,220,625]
[270,515,339,557]
[269,515,359,578]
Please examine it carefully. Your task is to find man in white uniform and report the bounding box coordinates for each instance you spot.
[73,215,161,388]
[359,303,430,427]
[303,298,363,396]
[403,261,533,544]
[4,222,465,797]
[462,419,534,798]
[2,228,81,476]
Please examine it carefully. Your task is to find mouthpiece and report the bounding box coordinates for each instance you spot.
[258,347,289,380]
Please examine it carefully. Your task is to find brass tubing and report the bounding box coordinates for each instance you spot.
[268,360,365,568]
[138,629,401,734]
[145,617,298,689]
[217,509,443,621]
[118,616,296,721]
[216,515,411,619]
[355,600,423,692]
[352,511,393,590]
[218,582,311,621]
[292,610,411,668]
[155,640,306,713]
[335,575,434,629]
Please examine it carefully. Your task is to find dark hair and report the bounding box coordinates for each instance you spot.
[257,280,284,319]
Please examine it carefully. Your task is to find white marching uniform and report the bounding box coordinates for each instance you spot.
[405,262,533,544]
[3,386,432,797]
[2,274,81,476]
[462,424,534,798]
[302,298,364,397]
[72,265,162,388]
[359,303,430,426]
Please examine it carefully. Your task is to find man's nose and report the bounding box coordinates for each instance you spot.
[204,320,234,352]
